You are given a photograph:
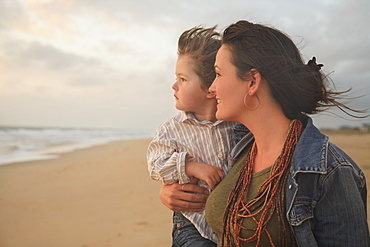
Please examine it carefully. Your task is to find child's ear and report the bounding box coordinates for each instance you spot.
[207,91,216,99]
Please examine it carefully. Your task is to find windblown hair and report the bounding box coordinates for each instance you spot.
[222,20,363,119]
[178,26,221,89]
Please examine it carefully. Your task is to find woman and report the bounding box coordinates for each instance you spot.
[160,20,369,246]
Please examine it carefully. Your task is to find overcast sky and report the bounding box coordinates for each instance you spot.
[1,0,369,132]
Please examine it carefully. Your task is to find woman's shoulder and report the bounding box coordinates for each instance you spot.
[326,142,365,181]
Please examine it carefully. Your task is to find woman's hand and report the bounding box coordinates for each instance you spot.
[159,178,209,212]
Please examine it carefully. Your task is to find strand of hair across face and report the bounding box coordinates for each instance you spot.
[222,119,302,247]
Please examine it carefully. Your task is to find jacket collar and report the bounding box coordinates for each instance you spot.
[229,117,329,175]
[291,117,329,176]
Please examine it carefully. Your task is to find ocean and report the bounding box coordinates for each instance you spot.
[0,126,153,166]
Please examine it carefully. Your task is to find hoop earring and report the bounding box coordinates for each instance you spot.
[243,92,260,110]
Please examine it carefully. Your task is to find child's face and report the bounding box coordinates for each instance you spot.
[173,56,209,112]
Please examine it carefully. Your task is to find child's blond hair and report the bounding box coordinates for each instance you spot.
[177,26,221,89]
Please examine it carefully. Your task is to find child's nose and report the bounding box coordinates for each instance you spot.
[208,84,215,94]
[172,82,178,90]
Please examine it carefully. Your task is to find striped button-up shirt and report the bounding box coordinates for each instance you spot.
[147,111,237,243]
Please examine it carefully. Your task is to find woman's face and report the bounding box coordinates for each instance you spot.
[209,45,248,122]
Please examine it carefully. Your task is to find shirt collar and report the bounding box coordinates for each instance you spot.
[175,111,224,126]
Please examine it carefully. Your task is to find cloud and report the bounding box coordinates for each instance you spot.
[2,39,101,70]
[0,0,369,129]
[0,0,27,29]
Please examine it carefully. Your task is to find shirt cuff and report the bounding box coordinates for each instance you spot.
[177,152,191,184]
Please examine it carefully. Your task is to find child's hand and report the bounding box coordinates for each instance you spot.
[185,161,224,190]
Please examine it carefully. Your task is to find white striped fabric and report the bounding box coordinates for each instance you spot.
[147,111,237,243]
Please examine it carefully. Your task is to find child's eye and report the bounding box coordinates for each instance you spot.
[215,73,221,77]
[175,77,185,82]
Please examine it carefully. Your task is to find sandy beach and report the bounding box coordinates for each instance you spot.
[0,133,369,247]
[0,139,172,247]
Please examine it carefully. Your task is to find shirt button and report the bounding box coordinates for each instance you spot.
[288,184,292,189]
[218,153,222,158]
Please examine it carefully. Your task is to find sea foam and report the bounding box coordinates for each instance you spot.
[0,126,152,165]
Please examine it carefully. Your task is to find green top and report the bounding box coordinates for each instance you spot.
[205,148,282,246]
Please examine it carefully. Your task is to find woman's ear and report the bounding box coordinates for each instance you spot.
[248,69,262,96]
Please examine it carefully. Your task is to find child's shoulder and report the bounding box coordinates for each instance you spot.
[156,112,185,128]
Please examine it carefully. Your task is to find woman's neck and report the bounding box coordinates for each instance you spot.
[243,111,291,173]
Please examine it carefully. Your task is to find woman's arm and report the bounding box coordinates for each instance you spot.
[313,164,369,246]
[159,178,210,212]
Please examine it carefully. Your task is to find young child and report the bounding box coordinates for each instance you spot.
[147,27,239,246]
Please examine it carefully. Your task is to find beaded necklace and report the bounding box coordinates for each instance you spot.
[222,119,302,247]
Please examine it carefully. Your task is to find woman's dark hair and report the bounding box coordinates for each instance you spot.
[222,20,362,119]
[178,26,221,89]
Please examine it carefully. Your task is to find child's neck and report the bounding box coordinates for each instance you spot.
[192,109,217,123]
[190,100,218,123]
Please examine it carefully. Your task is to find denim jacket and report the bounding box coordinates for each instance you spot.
[230,118,369,246]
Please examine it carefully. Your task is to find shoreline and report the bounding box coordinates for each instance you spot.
[0,136,153,167]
